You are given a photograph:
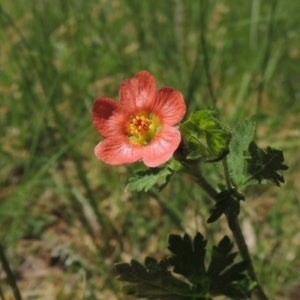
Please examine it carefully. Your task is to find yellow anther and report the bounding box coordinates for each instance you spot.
[129,115,151,137]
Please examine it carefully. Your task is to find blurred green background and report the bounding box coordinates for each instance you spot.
[0,0,299,299]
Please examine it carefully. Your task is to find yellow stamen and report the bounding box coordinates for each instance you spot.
[128,113,161,145]
[129,115,151,137]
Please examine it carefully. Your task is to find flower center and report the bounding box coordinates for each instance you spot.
[129,115,151,137]
[128,113,161,145]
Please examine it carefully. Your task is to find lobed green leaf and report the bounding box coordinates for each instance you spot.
[207,189,245,229]
[247,141,289,187]
[115,233,253,299]
[115,257,206,300]
[168,232,207,285]
[126,168,173,192]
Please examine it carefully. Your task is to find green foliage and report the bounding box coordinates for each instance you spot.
[126,168,173,192]
[116,258,194,300]
[247,141,289,187]
[227,119,256,187]
[207,189,245,231]
[0,0,299,298]
[207,236,250,299]
[180,111,231,162]
[168,232,207,286]
[126,160,182,192]
[116,232,252,299]
[227,119,289,189]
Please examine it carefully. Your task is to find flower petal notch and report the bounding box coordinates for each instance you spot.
[92,71,186,167]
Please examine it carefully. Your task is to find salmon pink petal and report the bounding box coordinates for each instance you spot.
[152,87,186,126]
[94,137,143,165]
[92,97,128,137]
[119,71,156,113]
[143,126,181,167]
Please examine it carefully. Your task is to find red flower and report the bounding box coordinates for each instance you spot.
[92,71,186,167]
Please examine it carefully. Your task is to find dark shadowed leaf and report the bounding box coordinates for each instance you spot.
[168,232,207,286]
[207,189,245,229]
[115,233,253,299]
[247,141,289,187]
[116,257,207,300]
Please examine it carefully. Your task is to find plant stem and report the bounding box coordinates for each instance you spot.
[221,158,268,299]
[189,165,268,300]
[0,243,23,300]
[229,220,268,300]
[222,158,232,189]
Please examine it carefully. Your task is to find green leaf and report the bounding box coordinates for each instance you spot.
[247,141,289,187]
[126,159,183,192]
[126,168,173,192]
[207,236,236,284]
[207,236,250,299]
[116,233,253,299]
[180,111,231,162]
[227,119,289,189]
[115,257,206,300]
[207,189,245,230]
[227,119,256,187]
[168,232,207,287]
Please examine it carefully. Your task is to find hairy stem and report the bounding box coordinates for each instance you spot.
[190,165,268,300]
[222,158,232,189]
